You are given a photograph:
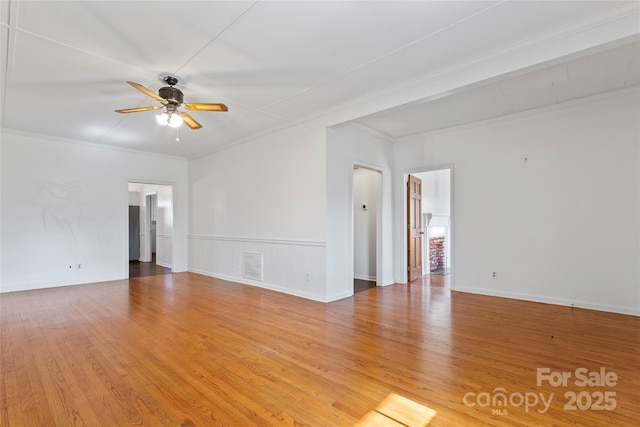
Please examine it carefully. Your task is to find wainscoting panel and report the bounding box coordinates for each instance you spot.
[189,235,327,301]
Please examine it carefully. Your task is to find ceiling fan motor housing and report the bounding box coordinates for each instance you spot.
[159,86,184,104]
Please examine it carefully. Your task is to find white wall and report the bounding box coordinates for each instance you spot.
[418,169,450,215]
[155,185,173,268]
[128,191,140,206]
[327,123,394,300]
[189,119,328,301]
[0,130,189,292]
[353,167,380,281]
[394,89,640,315]
[3,93,637,316]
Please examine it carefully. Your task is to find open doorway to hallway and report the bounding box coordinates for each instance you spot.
[408,168,452,287]
[128,183,174,278]
[353,166,381,293]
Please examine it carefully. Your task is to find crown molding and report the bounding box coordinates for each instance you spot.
[0,127,188,162]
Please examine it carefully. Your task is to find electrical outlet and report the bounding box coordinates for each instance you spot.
[305,273,311,282]
[492,271,497,279]
[78,264,82,269]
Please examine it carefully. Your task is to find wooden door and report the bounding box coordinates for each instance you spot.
[407,175,423,282]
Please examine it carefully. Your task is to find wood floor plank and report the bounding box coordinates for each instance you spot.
[1,272,638,426]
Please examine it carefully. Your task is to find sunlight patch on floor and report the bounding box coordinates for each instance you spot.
[354,393,436,426]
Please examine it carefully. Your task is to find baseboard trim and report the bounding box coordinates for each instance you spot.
[454,285,640,316]
[0,275,127,293]
[189,268,328,302]
[354,275,376,282]
[326,290,355,302]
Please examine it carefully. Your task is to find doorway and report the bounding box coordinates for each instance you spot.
[128,183,174,278]
[406,168,453,287]
[353,166,381,293]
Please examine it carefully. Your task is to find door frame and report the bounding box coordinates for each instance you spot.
[143,193,157,263]
[127,181,175,276]
[400,164,455,288]
[351,161,383,289]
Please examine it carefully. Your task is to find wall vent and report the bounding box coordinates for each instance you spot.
[242,252,263,281]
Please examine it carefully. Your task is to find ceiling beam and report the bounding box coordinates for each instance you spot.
[326,3,640,127]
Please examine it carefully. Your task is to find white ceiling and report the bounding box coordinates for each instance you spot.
[1,1,638,159]
[358,40,640,138]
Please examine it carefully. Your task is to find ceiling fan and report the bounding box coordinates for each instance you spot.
[115,76,227,129]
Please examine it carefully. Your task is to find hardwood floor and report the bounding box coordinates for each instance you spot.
[129,254,171,278]
[354,279,376,293]
[1,273,638,426]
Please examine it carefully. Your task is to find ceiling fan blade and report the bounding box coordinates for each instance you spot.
[115,105,161,113]
[184,103,228,112]
[180,112,202,129]
[126,81,168,105]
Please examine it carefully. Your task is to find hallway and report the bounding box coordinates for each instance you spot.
[129,254,171,278]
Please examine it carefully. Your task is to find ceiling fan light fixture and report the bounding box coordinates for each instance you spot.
[156,112,169,125]
[168,113,183,128]
[155,111,183,128]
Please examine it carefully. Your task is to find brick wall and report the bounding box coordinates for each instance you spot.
[429,237,445,271]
